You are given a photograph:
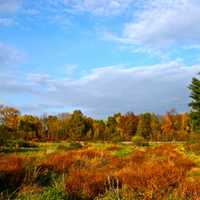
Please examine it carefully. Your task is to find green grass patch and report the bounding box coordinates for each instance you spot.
[112,145,134,157]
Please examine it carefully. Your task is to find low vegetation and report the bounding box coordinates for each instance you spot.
[0,142,199,199]
[0,72,200,199]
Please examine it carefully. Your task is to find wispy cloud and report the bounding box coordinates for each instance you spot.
[106,0,200,52]
[0,0,22,14]
[0,17,14,26]
[61,0,136,16]
[0,0,22,27]
[0,0,135,28]
[0,61,198,117]
[0,42,24,69]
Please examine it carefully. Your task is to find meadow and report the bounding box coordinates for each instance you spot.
[1,140,200,200]
[2,0,200,199]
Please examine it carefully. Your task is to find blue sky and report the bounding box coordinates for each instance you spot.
[0,0,200,118]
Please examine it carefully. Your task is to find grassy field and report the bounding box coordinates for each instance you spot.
[1,141,200,200]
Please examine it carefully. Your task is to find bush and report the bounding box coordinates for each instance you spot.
[131,135,148,146]
[16,185,43,200]
[56,144,70,151]
[15,139,38,148]
[0,125,9,147]
[187,133,200,144]
[56,142,82,151]
[41,184,68,200]
[3,139,38,152]
[1,143,198,199]
[184,142,200,154]
[68,142,83,150]
[42,152,76,173]
[17,181,69,200]
[65,169,109,199]
[174,177,200,200]
[96,187,137,200]
[0,155,26,192]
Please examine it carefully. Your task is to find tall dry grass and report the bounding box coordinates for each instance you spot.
[0,144,199,199]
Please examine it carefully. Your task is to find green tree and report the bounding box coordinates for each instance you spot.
[0,125,9,147]
[0,105,20,143]
[136,113,152,140]
[105,115,121,141]
[46,116,61,140]
[67,110,88,141]
[150,113,161,141]
[57,113,71,139]
[92,120,106,140]
[19,115,42,140]
[189,73,200,132]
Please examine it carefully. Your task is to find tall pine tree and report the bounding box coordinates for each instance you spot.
[189,73,200,133]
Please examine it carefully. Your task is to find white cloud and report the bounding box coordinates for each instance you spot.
[0,0,22,14]
[108,0,200,50]
[0,0,22,27]
[0,17,14,26]
[0,61,199,118]
[0,42,24,69]
[61,0,136,16]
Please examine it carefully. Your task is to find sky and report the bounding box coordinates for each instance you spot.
[0,0,200,118]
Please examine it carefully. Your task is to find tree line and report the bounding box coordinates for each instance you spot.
[0,108,193,143]
[0,73,200,143]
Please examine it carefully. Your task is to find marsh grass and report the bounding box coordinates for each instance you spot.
[0,142,200,199]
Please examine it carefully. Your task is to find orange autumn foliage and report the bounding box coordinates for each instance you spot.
[39,145,195,199]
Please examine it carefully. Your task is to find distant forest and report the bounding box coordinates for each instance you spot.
[0,73,200,144]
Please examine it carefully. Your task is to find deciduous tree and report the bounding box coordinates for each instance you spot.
[0,105,20,132]
[118,112,139,140]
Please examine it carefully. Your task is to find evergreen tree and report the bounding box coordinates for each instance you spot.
[189,73,200,132]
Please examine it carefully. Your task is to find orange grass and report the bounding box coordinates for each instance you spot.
[0,144,197,199]
[0,155,27,190]
[177,177,200,200]
[40,145,196,199]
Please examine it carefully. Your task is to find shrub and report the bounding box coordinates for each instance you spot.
[24,162,57,187]
[106,145,121,151]
[17,180,69,200]
[56,144,70,151]
[95,187,138,200]
[116,161,188,199]
[68,142,83,150]
[42,152,76,173]
[184,142,200,154]
[17,192,41,200]
[0,125,9,147]
[65,169,109,199]
[0,155,26,191]
[40,144,195,199]
[16,185,43,200]
[1,139,38,153]
[79,149,106,159]
[175,177,200,200]
[131,135,148,146]
[41,184,68,200]
[56,142,83,151]
[187,133,200,144]
[5,143,196,199]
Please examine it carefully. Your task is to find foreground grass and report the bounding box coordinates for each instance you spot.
[1,141,200,199]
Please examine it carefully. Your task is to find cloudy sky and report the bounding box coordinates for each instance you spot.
[0,0,200,118]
